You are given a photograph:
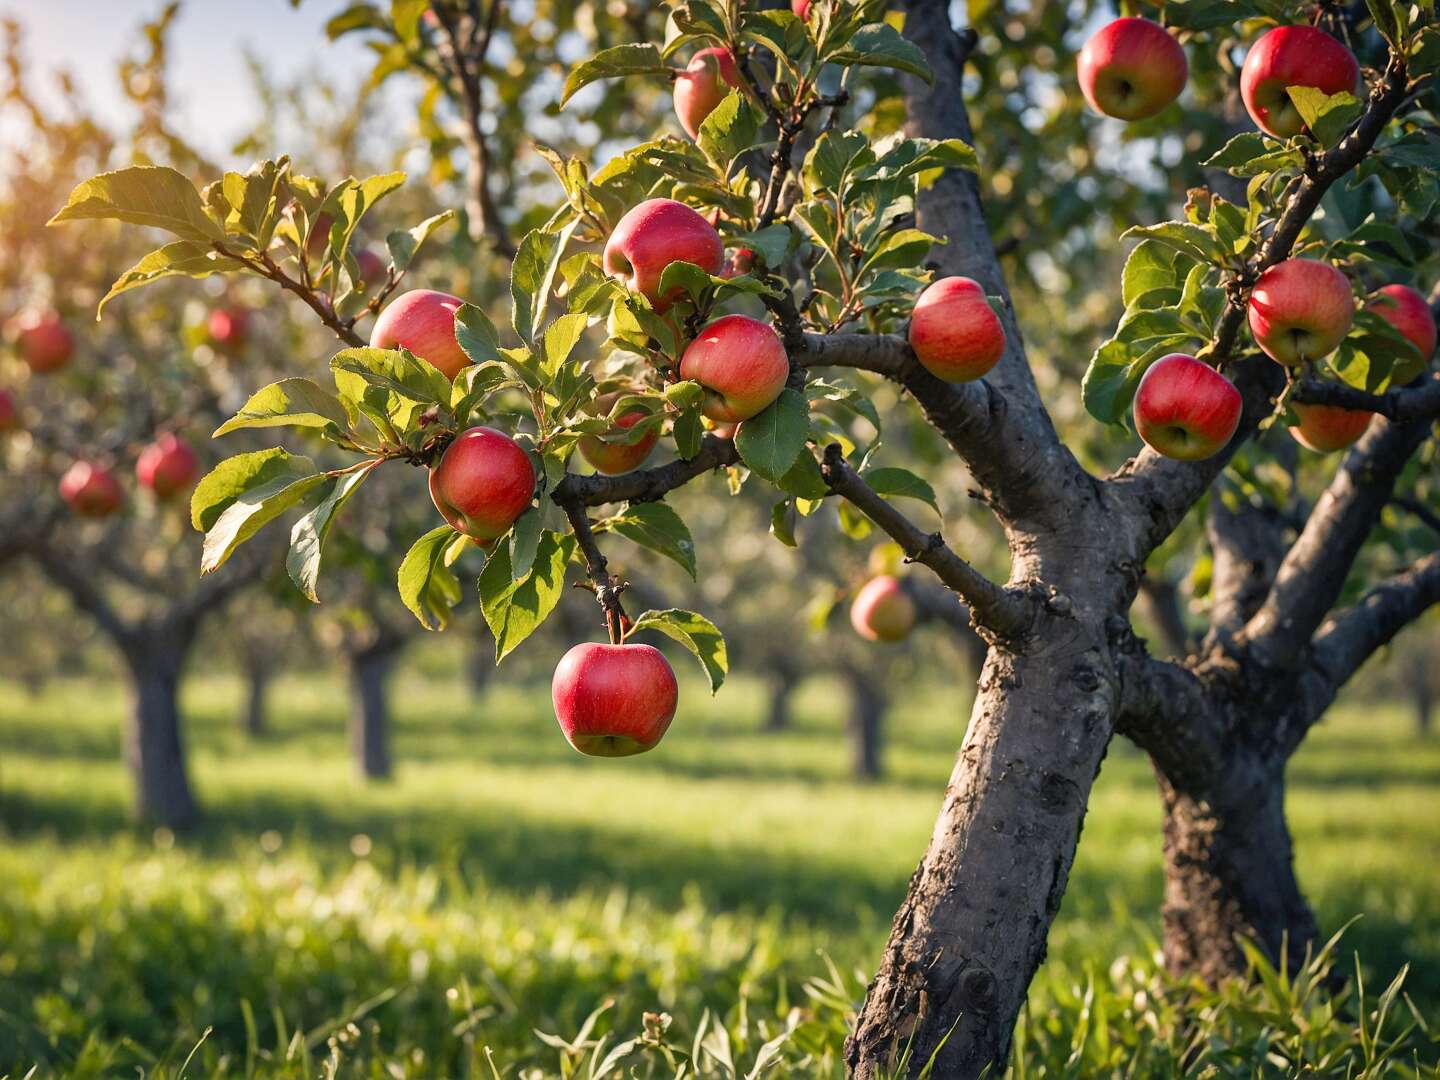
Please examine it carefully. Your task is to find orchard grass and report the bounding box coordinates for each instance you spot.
[1,667,1437,1077]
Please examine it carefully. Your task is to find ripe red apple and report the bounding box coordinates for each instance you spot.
[1240,25,1358,139]
[371,289,469,380]
[13,309,74,373]
[551,641,679,757]
[355,249,387,289]
[908,276,1006,382]
[428,426,535,541]
[136,433,199,500]
[0,388,17,431]
[208,307,251,350]
[1132,353,1242,461]
[1368,284,1436,384]
[603,199,724,312]
[1288,401,1373,453]
[673,47,742,140]
[850,575,916,642]
[720,247,756,279]
[678,314,789,423]
[579,392,660,475]
[1077,18,1188,121]
[59,460,124,518]
[1247,259,1353,365]
[792,0,812,18]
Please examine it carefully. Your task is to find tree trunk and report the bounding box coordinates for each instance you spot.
[348,640,399,780]
[846,632,1117,1078]
[765,665,796,732]
[1158,761,1319,982]
[1405,657,1433,737]
[242,661,271,737]
[122,628,199,830]
[844,666,884,780]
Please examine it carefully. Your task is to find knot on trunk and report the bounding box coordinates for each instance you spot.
[950,965,998,1014]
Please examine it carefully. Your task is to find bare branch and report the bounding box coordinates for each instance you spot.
[217,244,366,348]
[817,442,1032,642]
[1390,495,1440,536]
[1291,372,1440,422]
[31,544,133,644]
[551,434,739,509]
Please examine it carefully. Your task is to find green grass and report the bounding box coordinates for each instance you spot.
[1,667,1437,1077]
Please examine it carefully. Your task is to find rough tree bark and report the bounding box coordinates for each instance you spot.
[120,622,199,830]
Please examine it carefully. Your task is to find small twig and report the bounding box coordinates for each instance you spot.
[1390,495,1440,537]
[216,243,366,348]
[560,500,628,643]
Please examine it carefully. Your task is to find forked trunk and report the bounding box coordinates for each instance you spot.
[846,631,1117,1078]
[122,628,198,830]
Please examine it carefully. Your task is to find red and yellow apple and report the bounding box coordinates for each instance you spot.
[59,460,123,518]
[1247,259,1353,365]
[13,309,74,373]
[850,575,916,642]
[1077,18,1188,121]
[673,47,742,140]
[792,0,812,18]
[551,641,679,756]
[1133,353,1242,461]
[908,276,1006,382]
[208,307,251,351]
[679,314,789,423]
[1367,284,1436,384]
[1240,25,1358,139]
[579,392,660,475]
[1288,401,1373,453]
[428,426,535,541]
[136,433,199,500]
[371,289,469,380]
[603,199,724,312]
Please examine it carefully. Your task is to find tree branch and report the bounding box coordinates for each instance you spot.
[558,499,628,644]
[817,442,1032,642]
[1390,495,1440,536]
[551,434,739,509]
[1114,650,1229,794]
[31,544,133,645]
[1291,371,1440,421]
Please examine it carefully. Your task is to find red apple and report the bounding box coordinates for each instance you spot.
[908,276,1006,382]
[850,575,916,642]
[208,307,251,350]
[1240,25,1358,139]
[720,247,755,279]
[1368,284,1436,384]
[673,47,742,140]
[428,426,535,541]
[1133,353,1242,461]
[792,0,812,18]
[1288,401,1373,453]
[355,249,388,289]
[705,419,738,439]
[602,199,724,312]
[1077,18,1188,121]
[0,388,17,431]
[59,460,123,518]
[306,211,334,261]
[1247,259,1353,365]
[578,392,660,475]
[678,314,789,423]
[551,641,679,756]
[136,433,199,500]
[13,309,74,373]
[371,289,469,380]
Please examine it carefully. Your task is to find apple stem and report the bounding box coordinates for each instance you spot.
[559,497,630,644]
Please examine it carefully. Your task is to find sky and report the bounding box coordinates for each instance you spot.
[0,1,376,161]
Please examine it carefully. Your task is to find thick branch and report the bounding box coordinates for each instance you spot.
[31,545,133,644]
[817,443,1032,642]
[551,434,739,509]
[1115,651,1228,793]
[1202,487,1291,650]
[1292,372,1440,422]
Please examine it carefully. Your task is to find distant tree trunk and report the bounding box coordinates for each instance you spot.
[241,659,271,737]
[843,665,884,780]
[764,660,798,732]
[347,635,402,780]
[468,644,492,695]
[1138,575,1192,658]
[1404,655,1433,737]
[121,624,198,830]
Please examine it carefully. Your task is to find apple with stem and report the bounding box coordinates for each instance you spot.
[679,314,790,423]
[1077,18,1188,121]
[551,641,679,756]
[1367,284,1436,384]
[13,309,74,373]
[1133,353,1242,461]
[1247,259,1353,365]
[1288,402,1373,453]
[908,276,1006,382]
[673,47,742,140]
[579,391,660,475]
[59,460,124,518]
[851,575,916,642]
[208,307,251,351]
[371,289,469,380]
[136,433,199,500]
[1240,25,1358,139]
[603,199,724,313]
[428,426,535,542]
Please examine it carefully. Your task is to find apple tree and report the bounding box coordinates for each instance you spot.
[50,0,1440,1076]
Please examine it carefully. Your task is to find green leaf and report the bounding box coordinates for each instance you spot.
[804,130,873,193]
[190,448,316,532]
[398,525,465,631]
[286,467,371,601]
[1122,240,1180,309]
[770,500,798,547]
[98,241,243,316]
[674,409,704,460]
[605,502,697,579]
[775,449,830,499]
[201,469,327,575]
[860,228,937,275]
[385,210,455,272]
[1121,221,1225,264]
[1162,0,1261,31]
[542,312,591,375]
[664,380,706,410]
[213,378,354,437]
[698,91,760,169]
[330,347,452,405]
[511,222,577,348]
[830,23,933,83]
[734,389,809,483]
[508,506,546,581]
[454,303,503,368]
[478,530,576,661]
[860,466,940,514]
[1286,87,1362,147]
[859,137,979,183]
[730,224,792,269]
[561,43,670,107]
[49,166,224,245]
[628,609,728,693]
[1082,338,1185,425]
